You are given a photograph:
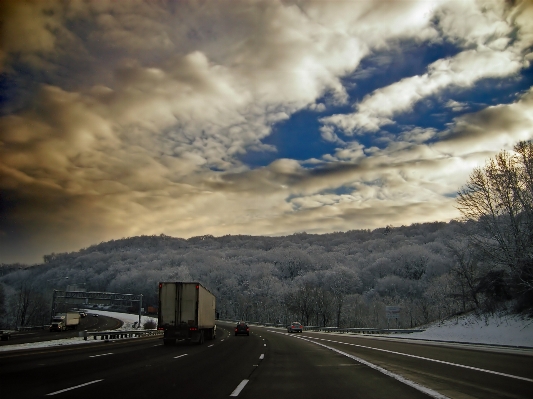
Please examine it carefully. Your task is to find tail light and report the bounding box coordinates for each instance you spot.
[189,327,198,331]
[235,328,238,332]
[157,327,164,330]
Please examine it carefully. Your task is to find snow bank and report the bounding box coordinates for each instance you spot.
[394,313,533,347]
[88,309,156,330]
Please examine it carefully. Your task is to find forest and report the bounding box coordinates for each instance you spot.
[1,142,532,329]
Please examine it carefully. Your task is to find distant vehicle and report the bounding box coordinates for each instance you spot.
[158,282,216,345]
[235,321,250,336]
[92,314,99,317]
[50,312,80,332]
[0,330,13,341]
[287,322,303,333]
[79,311,87,318]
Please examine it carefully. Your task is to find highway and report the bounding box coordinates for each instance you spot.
[0,314,122,346]
[1,321,532,398]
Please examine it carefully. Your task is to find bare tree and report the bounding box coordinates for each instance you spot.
[456,141,533,309]
[446,239,482,311]
[8,280,49,328]
[313,286,334,327]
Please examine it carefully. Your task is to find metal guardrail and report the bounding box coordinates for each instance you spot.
[303,326,425,334]
[220,320,424,335]
[79,329,163,341]
[2,326,50,340]
[17,325,50,331]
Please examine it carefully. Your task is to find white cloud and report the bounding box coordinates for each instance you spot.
[320,0,531,136]
[399,127,438,144]
[444,100,469,112]
[436,0,511,47]
[321,46,524,134]
[308,103,326,112]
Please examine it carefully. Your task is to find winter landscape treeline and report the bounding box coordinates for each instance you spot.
[1,142,532,329]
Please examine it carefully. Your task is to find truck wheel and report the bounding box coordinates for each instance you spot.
[197,331,204,345]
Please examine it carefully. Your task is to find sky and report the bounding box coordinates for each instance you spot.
[1,0,533,264]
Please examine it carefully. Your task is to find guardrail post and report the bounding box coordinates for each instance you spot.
[83,330,88,341]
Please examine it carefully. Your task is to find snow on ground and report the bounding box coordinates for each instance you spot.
[1,311,532,352]
[91,309,157,330]
[393,312,533,348]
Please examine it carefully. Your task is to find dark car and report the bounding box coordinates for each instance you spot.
[235,321,250,336]
[287,322,303,333]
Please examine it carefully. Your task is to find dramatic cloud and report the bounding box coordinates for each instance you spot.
[1,0,532,263]
[320,0,530,135]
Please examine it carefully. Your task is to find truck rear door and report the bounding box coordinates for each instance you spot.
[180,283,197,325]
[159,283,177,326]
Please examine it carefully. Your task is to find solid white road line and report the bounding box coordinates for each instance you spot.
[46,380,103,396]
[229,379,249,396]
[274,331,449,399]
[309,339,450,399]
[174,354,188,359]
[275,331,533,383]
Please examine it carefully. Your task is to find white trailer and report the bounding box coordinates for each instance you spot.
[158,282,216,345]
[50,312,80,332]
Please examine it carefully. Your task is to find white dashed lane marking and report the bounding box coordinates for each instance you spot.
[230,380,249,397]
[89,353,113,358]
[46,380,103,396]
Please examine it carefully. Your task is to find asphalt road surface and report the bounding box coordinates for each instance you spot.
[1,321,532,398]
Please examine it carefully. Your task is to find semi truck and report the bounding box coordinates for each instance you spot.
[158,282,216,345]
[50,312,81,332]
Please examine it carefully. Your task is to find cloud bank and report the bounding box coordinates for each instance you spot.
[1,0,532,263]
